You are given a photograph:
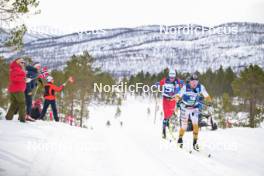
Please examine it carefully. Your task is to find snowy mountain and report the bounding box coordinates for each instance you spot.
[0,28,56,44]
[0,96,264,176]
[1,22,264,76]
[0,28,9,44]
[23,32,56,43]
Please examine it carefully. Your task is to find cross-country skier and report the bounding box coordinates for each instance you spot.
[176,74,212,150]
[156,69,184,139]
[39,76,65,122]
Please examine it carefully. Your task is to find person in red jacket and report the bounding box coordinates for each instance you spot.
[39,76,65,122]
[6,58,28,122]
[156,69,184,139]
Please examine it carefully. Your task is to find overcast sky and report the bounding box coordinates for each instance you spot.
[18,0,264,34]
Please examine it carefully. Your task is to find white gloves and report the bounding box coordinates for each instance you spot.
[26,78,32,83]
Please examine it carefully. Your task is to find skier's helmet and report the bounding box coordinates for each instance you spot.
[46,76,54,83]
[168,69,176,78]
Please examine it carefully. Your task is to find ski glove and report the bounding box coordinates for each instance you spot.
[26,78,32,83]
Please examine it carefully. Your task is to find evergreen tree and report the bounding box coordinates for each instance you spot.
[224,67,236,96]
[115,106,121,118]
[222,93,232,112]
[0,57,9,108]
[232,65,264,127]
[1,0,40,50]
[64,51,95,127]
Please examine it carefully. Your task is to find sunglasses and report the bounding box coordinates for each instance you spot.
[20,62,25,64]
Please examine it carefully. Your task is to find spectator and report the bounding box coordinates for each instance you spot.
[24,62,42,121]
[5,58,28,122]
[39,76,65,122]
[30,98,43,120]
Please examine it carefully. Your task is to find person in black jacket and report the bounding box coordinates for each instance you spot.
[25,62,43,121]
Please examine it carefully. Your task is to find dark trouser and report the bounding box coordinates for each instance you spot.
[40,99,59,122]
[25,92,32,115]
[30,107,41,119]
[162,119,170,138]
[6,92,26,121]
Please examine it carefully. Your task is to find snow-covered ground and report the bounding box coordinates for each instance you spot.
[0,96,264,176]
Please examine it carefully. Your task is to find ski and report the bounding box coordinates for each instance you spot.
[188,147,212,158]
[168,138,213,158]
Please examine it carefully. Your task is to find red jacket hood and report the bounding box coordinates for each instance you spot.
[10,60,22,71]
[8,60,26,93]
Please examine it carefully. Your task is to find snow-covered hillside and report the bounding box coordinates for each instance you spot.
[0,97,264,176]
[0,28,57,44]
[1,22,264,76]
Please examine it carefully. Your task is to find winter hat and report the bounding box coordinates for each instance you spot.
[33,62,41,68]
[190,74,198,81]
[46,76,54,82]
[15,58,22,61]
[15,58,25,64]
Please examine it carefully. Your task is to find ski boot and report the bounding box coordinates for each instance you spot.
[20,118,26,123]
[177,138,183,148]
[193,139,200,151]
[18,117,26,123]
[162,119,169,139]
